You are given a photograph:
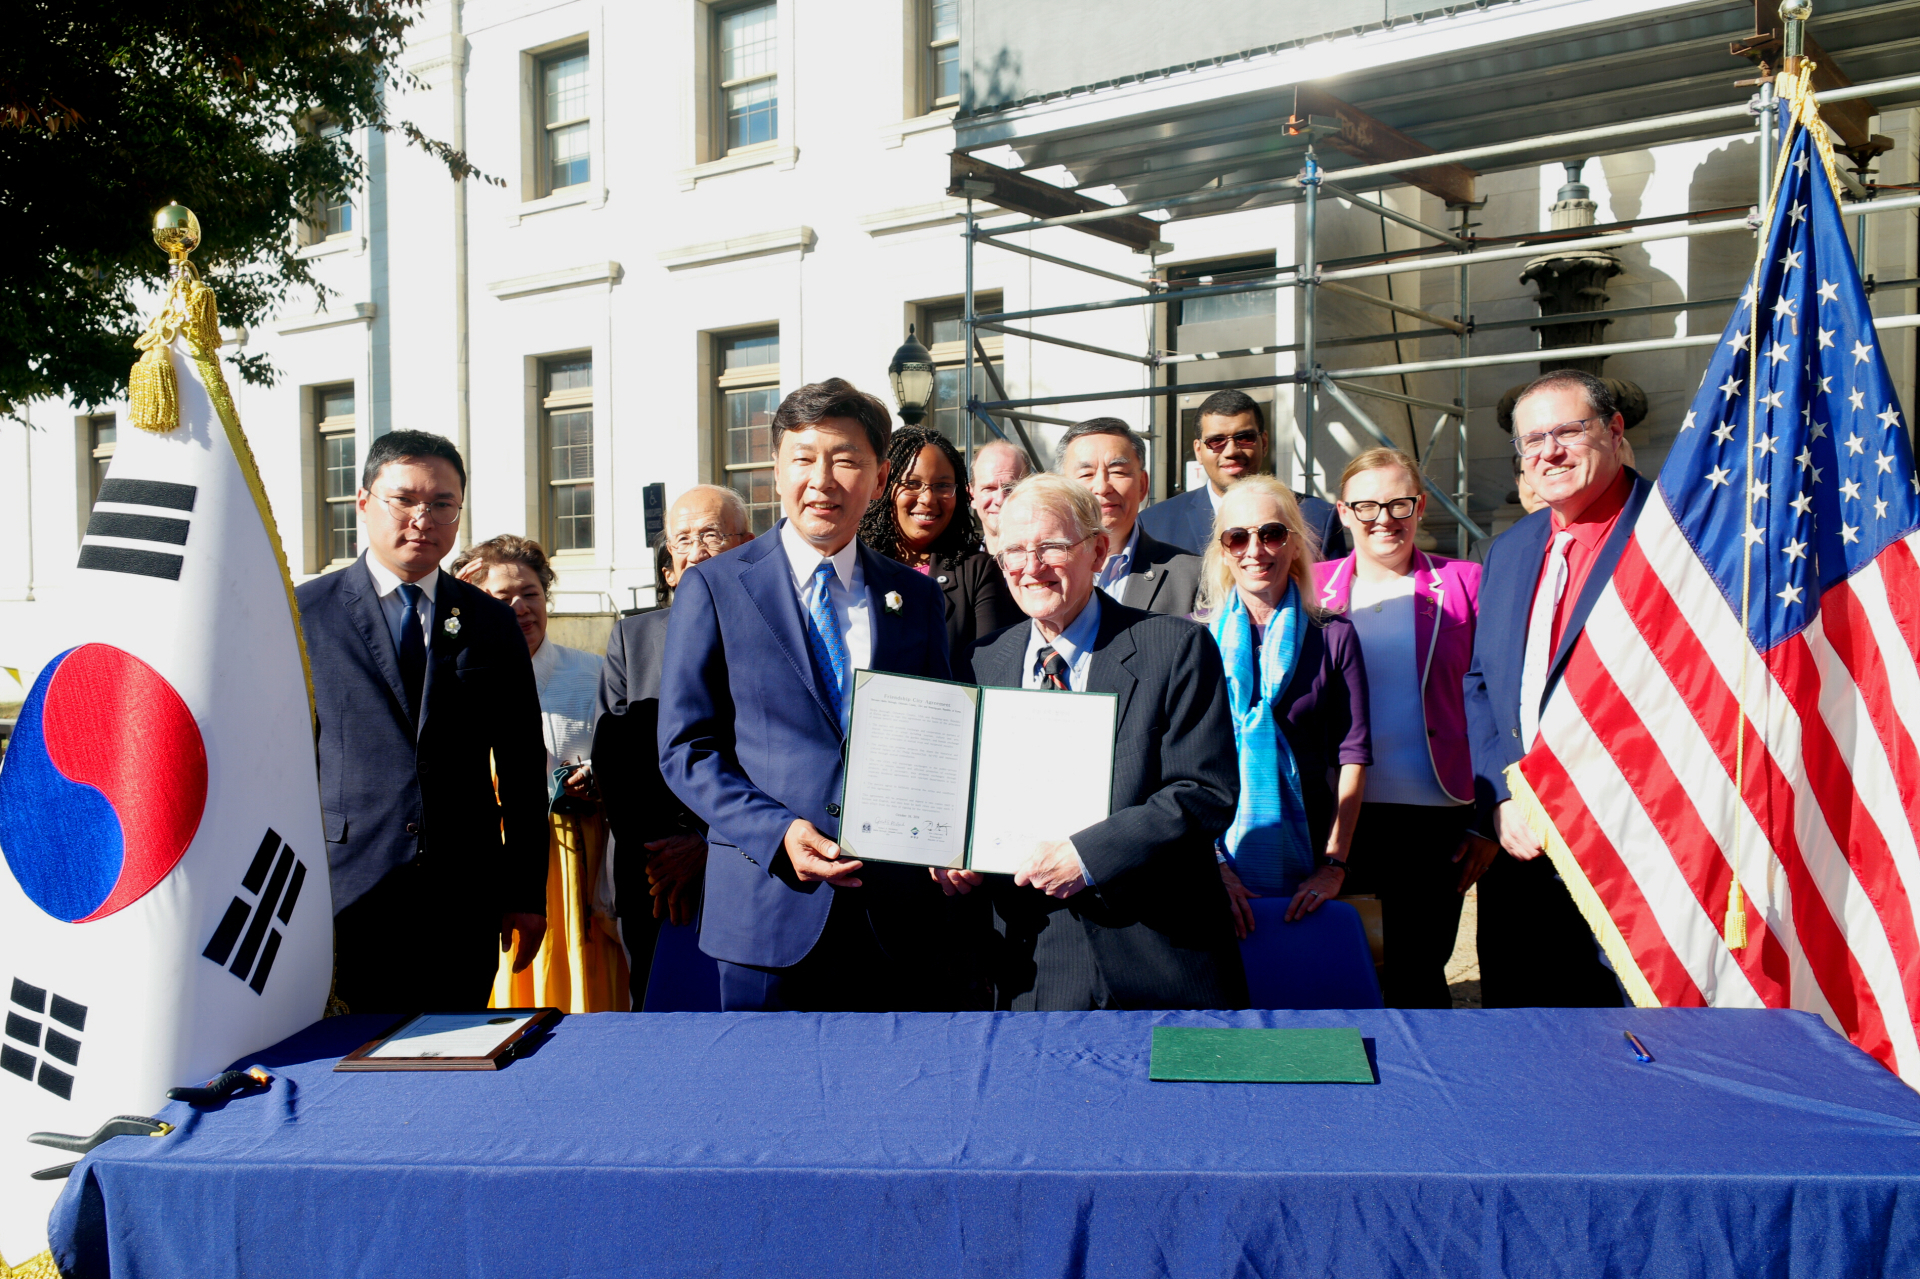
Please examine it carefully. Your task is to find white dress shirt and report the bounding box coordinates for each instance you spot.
[365,554,438,656]
[779,520,873,675]
[1017,592,1102,886]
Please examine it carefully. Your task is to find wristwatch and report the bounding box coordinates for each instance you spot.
[1323,855,1349,873]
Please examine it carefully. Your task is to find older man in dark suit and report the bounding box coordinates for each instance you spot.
[296,429,548,1012]
[594,484,752,1004]
[1136,390,1346,561]
[961,473,1245,1010]
[1465,369,1646,1009]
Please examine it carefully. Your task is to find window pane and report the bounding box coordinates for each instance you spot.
[323,433,357,501]
[319,387,354,421]
[1178,285,1274,328]
[547,359,592,395]
[549,410,594,482]
[325,197,352,236]
[726,467,779,536]
[722,332,779,370]
[934,43,959,102]
[720,4,776,81]
[726,387,777,467]
[927,298,999,346]
[932,0,958,41]
[92,419,116,450]
[545,53,589,124]
[549,121,590,190]
[552,483,594,552]
[929,363,1001,446]
[326,502,357,563]
[725,77,777,150]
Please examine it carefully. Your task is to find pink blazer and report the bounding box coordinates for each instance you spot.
[1313,549,1481,804]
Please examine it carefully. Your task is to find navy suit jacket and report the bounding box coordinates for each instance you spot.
[1464,469,1653,828]
[1137,483,1348,560]
[296,556,549,916]
[658,523,952,970]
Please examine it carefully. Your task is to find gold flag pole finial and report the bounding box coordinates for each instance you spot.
[1780,0,1812,77]
[130,203,223,433]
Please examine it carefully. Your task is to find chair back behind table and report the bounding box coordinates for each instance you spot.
[641,920,723,1011]
[1239,897,1384,1010]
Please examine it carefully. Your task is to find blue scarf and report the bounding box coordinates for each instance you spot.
[1208,583,1315,892]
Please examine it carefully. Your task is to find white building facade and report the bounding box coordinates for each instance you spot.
[1,0,1913,686]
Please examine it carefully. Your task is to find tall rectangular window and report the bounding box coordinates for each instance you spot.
[920,296,1001,447]
[315,385,357,566]
[87,414,116,504]
[320,122,353,236]
[718,4,777,153]
[716,330,781,534]
[542,48,591,193]
[543,357,594,552]
[928,0,959,110]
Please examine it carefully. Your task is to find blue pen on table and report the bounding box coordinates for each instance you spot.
[1623,1031,1654,1063]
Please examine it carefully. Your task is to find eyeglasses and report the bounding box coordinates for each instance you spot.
[1199,429,1262,454]
[1513,418,1600,458]
[1219,523,1290,553]
[669,529,738,552]
[996,534,1094,573]
[1342,497,1418,522]
[373,492,463,526]
[899,479,958,500]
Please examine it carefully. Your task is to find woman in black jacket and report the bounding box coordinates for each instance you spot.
[859,426,1022,659]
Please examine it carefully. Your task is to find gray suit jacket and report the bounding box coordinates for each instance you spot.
[1113,526,1203,617]
[968,593,1247,1010]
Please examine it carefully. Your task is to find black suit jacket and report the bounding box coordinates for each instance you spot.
[931,549,1023,659]
[593,607,698,920]
[296,556,548,917]
[1137,483,1348,561]
[967,593,1247,1010]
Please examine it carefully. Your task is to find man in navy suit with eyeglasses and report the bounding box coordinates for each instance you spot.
[659,379,986,1012]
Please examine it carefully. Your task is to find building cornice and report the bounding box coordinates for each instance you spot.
[485,261,624,300]
[274,303,377,335]
[657,227,816,271]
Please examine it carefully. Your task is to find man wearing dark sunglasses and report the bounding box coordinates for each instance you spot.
[1137,389,1347,561]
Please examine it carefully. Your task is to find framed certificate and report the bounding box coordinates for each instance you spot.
[334,1009,559,1072]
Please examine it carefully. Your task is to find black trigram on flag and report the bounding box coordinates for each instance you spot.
[202,829,307,995]
[77,477,197,582]
[2,978,87,1100]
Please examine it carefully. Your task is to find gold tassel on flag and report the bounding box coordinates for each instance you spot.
[127,338,178,432]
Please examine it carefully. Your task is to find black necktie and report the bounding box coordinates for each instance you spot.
[397,582,427,720]
[1037,645,1071,691]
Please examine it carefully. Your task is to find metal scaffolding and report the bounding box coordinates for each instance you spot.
[958,68,1920,551]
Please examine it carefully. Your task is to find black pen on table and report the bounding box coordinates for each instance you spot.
[1623,1030,1654,1063]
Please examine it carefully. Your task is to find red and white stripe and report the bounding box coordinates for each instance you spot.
[1521,495,1920,1081]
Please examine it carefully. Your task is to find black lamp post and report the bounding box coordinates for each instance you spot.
[887,325,936,427]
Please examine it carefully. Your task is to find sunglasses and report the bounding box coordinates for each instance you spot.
[1219,522,1290,553]
[1199,429,1262,454]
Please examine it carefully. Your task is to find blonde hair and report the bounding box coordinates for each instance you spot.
[1338,446,1422,497]
[1193,475,1320,621]
[999,472,1104,543]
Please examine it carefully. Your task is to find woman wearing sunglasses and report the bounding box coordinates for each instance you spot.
[1193,476,1370,941]
[1315,448,1497,1009]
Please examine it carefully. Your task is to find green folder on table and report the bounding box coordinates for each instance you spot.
[1149,1026,1374,1083]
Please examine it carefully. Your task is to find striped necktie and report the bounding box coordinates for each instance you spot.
[1036,644,1071,691]
[1519,530,1575,749]
[805,560,851,729]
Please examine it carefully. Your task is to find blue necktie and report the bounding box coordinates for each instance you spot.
[805,561,850,729]
[396,582,427,721]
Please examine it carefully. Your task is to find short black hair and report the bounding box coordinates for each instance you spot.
[360,429,467,493]
[1194,389,1266,435]
[1055,417,1148,471]
[1513,369,1620,423]
[771,378,892,462]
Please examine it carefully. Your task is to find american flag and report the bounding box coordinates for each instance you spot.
[1513,89,1920,1080]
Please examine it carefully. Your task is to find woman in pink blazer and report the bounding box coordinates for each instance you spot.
[1312,448,1498,1008]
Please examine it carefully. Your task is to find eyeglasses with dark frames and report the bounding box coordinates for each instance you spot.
[1219,522,1290,553]
[1198,429,1262,454]
[1342,497,1419,522]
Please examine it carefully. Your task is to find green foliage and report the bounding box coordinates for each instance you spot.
[0,1,496,417]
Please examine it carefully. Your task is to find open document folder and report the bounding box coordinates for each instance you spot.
[837,670,1116,874]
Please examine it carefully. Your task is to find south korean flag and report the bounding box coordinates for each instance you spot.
[0,312,331,1263]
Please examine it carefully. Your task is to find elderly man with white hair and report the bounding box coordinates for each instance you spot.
[958,473,1245,1010]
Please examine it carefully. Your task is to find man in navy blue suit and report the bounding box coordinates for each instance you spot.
[659,379,981,1012]
[297,430,549,1012]
[1465,370,1649,1008]
[1136,390,1346,561]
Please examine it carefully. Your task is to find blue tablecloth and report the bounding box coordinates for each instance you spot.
[50,1008,1920,1278]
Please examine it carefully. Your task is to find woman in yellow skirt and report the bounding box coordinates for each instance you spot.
[456,535,629,1012]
